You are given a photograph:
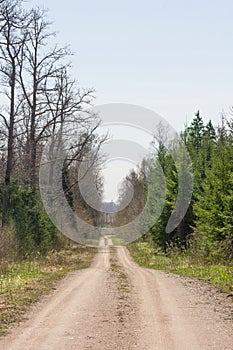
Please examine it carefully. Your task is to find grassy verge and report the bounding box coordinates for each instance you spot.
[127,242,233,295]
[0,244,96,336]
[111,237,124,246]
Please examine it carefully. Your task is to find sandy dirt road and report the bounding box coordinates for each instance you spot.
[0,245,232,350]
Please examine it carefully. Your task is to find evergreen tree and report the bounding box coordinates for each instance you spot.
[194,123,233,261]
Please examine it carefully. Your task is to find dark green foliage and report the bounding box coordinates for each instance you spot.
[1,184,58,257]
[185,110,205,154]
[193,123,233,262]
[140,112,233,263]
[142,138,194,251]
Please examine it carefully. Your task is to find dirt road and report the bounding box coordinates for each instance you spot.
[0,245,232,350]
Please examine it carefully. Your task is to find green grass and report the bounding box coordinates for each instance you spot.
[111,236,124,246]
[127,242,233,295]
[0,244,96,336]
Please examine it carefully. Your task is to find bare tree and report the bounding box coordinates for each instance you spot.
[17,7,71,186]
[0,1,107,232]
[0,0,27,186]
[0,0,28,225]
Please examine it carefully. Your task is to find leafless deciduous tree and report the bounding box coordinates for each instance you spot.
[0,1,107,228]
[0,0,28,225]
[0,0,27,186]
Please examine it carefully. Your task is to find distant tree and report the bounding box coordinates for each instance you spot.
[186,110,205,154]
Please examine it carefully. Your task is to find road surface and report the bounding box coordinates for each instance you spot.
[0,245,232,350]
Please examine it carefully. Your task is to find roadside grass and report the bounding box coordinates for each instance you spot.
[127,242,233,295]
[0,244,96,336]
[111,237,124,246]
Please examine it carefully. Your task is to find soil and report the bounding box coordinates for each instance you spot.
[0,245,232,350]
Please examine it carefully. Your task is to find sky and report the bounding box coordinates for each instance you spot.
[26,0,233,201]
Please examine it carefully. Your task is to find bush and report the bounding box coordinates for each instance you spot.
[6,184,58,257]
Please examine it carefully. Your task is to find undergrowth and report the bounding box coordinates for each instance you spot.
[127,242,233,295]
[0,244,96,336]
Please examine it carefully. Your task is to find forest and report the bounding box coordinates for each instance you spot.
[0,1,104,333]
[0,0,232,270]
[0,0,104,260]
[0,0,232,347]
[0,0,232,342]
[118,112,233,273]
[0,0,232,271]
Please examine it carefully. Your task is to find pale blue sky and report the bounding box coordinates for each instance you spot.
[28,0,233,130]
[27,0,233,201]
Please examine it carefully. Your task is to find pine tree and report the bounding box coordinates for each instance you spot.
[194,123,233,261]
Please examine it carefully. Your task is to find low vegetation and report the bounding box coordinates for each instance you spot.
[128,242,233,295]
[116,113,233,299]
[0,1,100,337]
[0,244,96,336]
[111,237,124,246]
[110,248,131,324]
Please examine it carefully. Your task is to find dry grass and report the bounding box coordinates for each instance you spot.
[110,248,131,324]
[0,244,96,336]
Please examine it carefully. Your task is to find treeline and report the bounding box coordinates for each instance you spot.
[0,0,103,258]
[117,112,233,263]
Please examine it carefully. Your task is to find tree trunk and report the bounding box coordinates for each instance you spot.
[2,62,16,226]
